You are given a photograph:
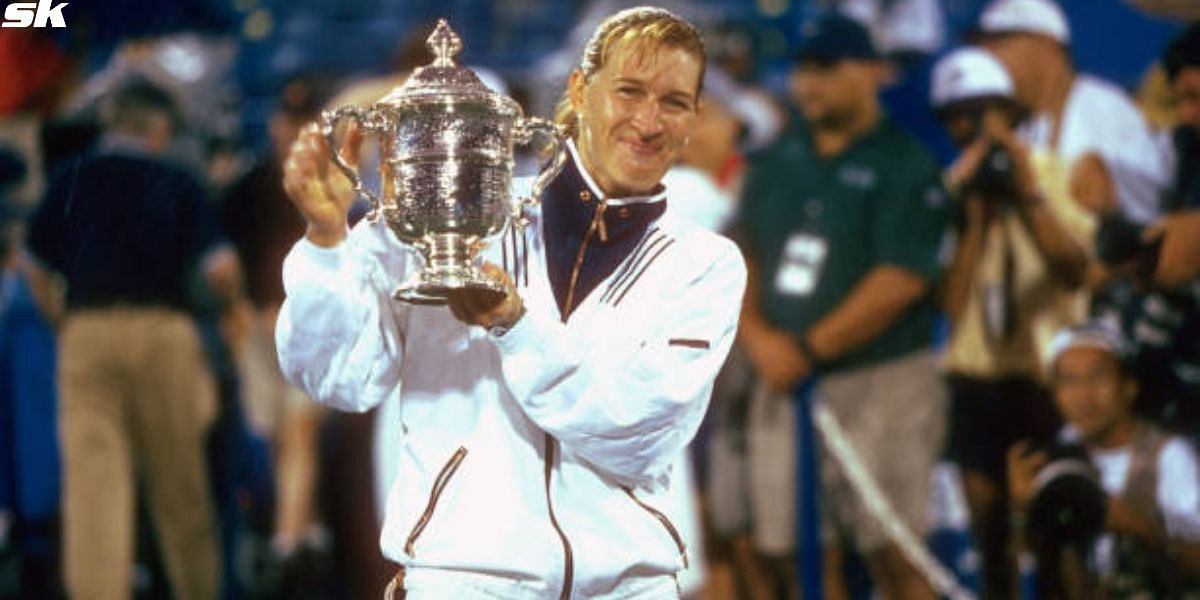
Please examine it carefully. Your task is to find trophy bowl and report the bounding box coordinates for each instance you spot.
[321,19,565,305]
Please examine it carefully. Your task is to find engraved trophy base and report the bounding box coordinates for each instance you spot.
[393,269,506,306]
[392,234,506,306]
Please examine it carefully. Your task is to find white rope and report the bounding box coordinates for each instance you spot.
[813,403,977,600]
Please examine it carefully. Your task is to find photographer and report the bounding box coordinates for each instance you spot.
[1090,211,1200,432]
[1089,23,1200,434]
[1007,322,1200,598]
[932,47,1090,599]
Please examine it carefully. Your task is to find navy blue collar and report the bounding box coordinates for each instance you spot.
[541,143,668,320]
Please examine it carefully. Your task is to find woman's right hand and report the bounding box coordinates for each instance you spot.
[283,122,364,247]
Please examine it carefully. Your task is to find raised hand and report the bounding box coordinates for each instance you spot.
[283,122,364,247]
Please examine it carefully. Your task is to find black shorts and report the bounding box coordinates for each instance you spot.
[945,374,1061,481]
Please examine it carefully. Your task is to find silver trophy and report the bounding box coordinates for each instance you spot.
[322,19,566,305]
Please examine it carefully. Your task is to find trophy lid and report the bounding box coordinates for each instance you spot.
[377,19,520,116]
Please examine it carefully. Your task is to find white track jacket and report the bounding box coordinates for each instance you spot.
[276,169,746,598]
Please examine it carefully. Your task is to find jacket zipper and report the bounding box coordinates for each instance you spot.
[624,488,689,568]
[549,201,602,598]
[563,201,608,317]
[404,446,468,556]
[544,433,575,600]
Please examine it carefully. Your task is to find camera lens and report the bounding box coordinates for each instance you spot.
[967,144,1019,199]
[1026,448,1106,546]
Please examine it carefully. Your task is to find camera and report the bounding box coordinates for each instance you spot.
[1096,212,1162,273]
[965,142,1020,199]
[935,99,1024,201]
[1023,442,1107,547]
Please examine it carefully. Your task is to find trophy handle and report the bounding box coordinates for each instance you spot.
[320,105,386,220]
[513,117,568,224]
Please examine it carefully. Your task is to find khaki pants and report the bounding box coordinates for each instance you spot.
[59,307,220,600]
[745,380,797,555]
[818,350,948,553]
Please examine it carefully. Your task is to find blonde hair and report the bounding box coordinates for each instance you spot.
[553,7,705,139]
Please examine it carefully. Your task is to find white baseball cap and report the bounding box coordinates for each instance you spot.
[930,47,1015,107]
[1045,321,1131,374]
[977,0,1070,44]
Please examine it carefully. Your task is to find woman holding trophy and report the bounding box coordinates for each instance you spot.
[277,7,746,599]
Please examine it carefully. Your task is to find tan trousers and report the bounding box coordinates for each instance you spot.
[817,349,948,553]
[59,307,220,600]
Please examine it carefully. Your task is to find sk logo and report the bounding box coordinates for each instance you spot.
[2,0,69,28]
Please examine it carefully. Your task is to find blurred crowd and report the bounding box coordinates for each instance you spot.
[1,0,1199,599]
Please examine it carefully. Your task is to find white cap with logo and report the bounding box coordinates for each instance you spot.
[930,47,1015,107]
[977,0,1070,44]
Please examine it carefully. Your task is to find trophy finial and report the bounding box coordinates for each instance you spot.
[428,19,462,68]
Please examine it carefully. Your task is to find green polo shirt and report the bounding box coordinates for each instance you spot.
[737,117,949,374]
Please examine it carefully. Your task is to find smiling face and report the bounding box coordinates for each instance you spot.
[568,40,702,198]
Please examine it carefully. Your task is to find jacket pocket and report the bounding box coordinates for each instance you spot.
[624,488,688,568]
[404,446,468,557]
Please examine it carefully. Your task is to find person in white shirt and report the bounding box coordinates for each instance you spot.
[932,45,1090,600]
[275,7,746,599]
[1008,322,1200,597]
[972,0,1170,228]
